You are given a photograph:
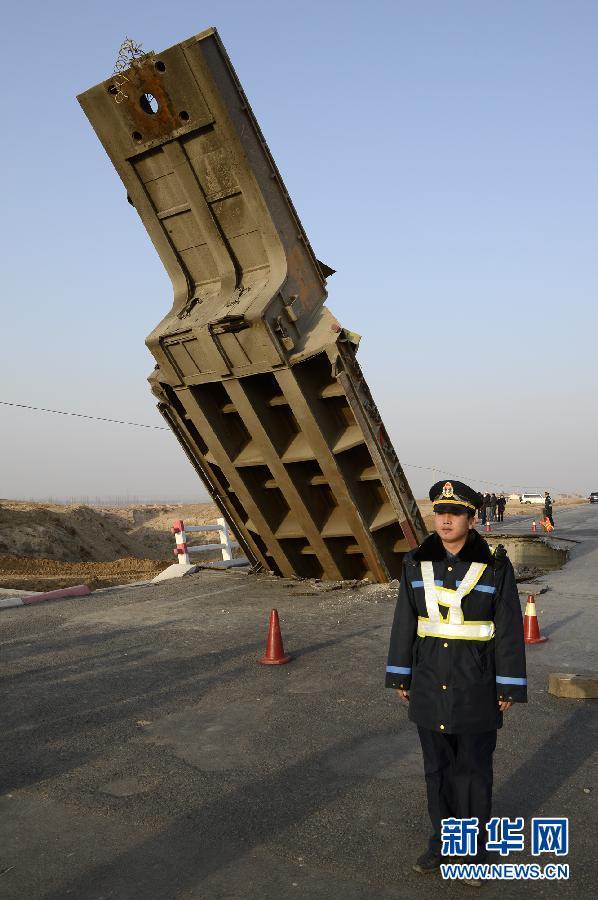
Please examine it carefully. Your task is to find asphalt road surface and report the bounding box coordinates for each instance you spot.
[1,505,597,898]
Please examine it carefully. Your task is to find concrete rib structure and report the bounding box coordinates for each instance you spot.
[78,27,427,581]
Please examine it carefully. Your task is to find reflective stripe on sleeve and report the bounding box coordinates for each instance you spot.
[386,665,412,675]
[496,675,527,685]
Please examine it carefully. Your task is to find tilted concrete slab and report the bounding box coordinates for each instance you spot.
[152,563,199,583]
[78,29,426,582]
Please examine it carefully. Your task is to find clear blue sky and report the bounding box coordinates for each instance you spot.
[1,0,596,502]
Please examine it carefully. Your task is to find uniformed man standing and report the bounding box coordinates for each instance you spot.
[386,481,527,877]
[544,491,554,528]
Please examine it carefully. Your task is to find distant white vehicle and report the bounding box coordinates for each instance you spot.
[519,493,545,505]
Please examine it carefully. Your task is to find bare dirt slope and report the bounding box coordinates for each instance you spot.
[0,501,219,562]
[0,500,219,592]
[0,555,168,592]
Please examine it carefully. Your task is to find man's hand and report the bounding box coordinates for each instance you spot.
[396,689,409,702]
[498,700,513,712]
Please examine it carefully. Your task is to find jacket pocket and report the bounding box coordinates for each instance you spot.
[469,644,488,674]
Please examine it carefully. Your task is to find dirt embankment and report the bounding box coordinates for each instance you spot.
[0,495,586,593]
[0,501,220,592]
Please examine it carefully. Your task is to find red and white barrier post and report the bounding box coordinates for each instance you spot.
[218,518,233,562]
[154,517,248,583]
[180,517,245,566]
[171,520,191,565]
[0,584,92,611]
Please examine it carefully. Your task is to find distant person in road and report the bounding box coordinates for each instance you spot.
[479,494,487,525]
[490,492,497,522]
[544,491,554,528]
[496,494,506,523]
[386,480,527,882]
[483,493,491,525]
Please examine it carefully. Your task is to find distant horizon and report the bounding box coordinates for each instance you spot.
[0,494,208,507]
[0,490,588,508]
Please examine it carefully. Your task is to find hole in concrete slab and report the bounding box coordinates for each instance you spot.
[140,92,159,115]
[154,60,166,72]
[494,536,570,581]
[179,110,190,121]
[132,131,143,143]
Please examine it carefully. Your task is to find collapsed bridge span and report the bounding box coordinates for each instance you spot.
[78,27,427,581]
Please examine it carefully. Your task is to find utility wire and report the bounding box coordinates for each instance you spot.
[398,462,532,493]
[0,400,169,431]
[0,399,558,493]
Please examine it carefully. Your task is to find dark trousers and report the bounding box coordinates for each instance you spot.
[417,726,497,856]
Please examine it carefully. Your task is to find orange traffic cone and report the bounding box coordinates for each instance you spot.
[531,521,537,533]
[524,594,547,644]
[258,609,292,665]
[485,521,492,533]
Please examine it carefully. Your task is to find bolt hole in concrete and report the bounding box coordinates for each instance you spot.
[179,110,190,121]
[154,60,166,72]
[107,84,118,95]
[132,131,143,142]
[140,92,159,115]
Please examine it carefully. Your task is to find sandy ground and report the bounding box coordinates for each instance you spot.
[0,501,221,592]
[0,555,168,592]
[0,496,586,592]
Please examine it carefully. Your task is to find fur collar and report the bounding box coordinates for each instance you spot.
[412,529,494,564]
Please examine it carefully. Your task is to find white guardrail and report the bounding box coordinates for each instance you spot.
[171,518,249,568]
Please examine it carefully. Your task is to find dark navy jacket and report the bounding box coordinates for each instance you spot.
[386,529,527,734]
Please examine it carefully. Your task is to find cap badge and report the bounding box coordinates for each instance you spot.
[442,482,454,498]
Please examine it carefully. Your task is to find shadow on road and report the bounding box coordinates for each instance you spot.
[540,610,584,637]
[40,725,398,900]
[0,622,384,794]
[494,705,597,819]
